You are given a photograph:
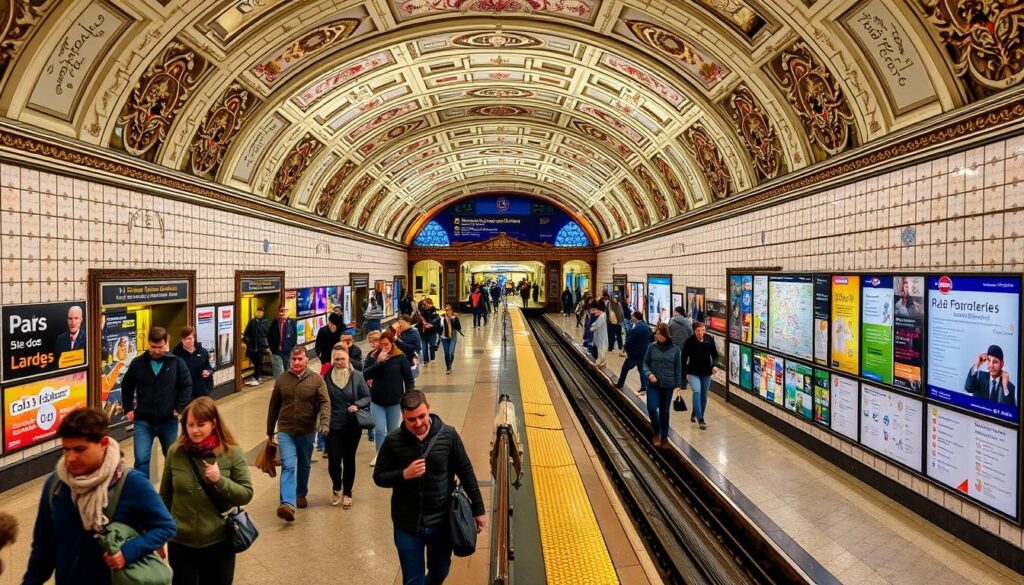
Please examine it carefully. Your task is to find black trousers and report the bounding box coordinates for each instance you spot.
[326,425,361,495]
[169,539,235,585]
[248,350,264,380]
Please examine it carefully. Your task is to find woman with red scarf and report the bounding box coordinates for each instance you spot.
[160,397,253,584]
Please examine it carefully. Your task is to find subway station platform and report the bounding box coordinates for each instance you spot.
[545,314,1024,585]
[0,308,657,585]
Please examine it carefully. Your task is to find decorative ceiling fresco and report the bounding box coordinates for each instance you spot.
[0,0,1021,245]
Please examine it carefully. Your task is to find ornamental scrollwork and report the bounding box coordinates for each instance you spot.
[357,186,388,229]
[315,161,356,217]
[727,85,782,180]
[188,84,260,178]
[684,125,732,200]
[922,0,1024,93]
[270,133,324,202]
[621,180,652,225]
[636,164,668,219]
[338,175,373,223]
[0,0,52,75]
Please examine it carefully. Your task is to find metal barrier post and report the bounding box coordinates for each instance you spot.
[490,394,523,585]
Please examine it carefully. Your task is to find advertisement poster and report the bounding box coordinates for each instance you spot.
[393,278,402,314]
[2,301,88,383]
[284,290,298,318]
[740,276,753,343]
[756,353,785,405]
[629,282,645,317]
[314,287,328,314]
[753,275,769,347]
[647,276,672,325]
[831,276,860,375]
[831,374,859,441]
[784,361,813,418]
[893,276,924,393]
[304,317,317,341]
[3,371,87,452]
[927,405,1018,518]
[861,383,922,470]
[753,351,766,397]
[342,286,353,327]
[813,275,830,366]
[216,305,234,367]
[768,275,813,360]
[707,300,727,333]
[295,288,315,316]
[327,287,340,311]
[672,293,684,317]
[740,346,752,391]
[685,287,705,322]
[710,333,725,369]
[384,282,394,317]
[729,275,743,340]
[813,369,830,426]
[772,355,785,406]
[195,306,217,368]
[729,343,740,385]
[101,311,138,425]
[927,276,1019,424]
[862,276,894,384]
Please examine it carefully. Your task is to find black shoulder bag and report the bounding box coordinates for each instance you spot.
[420,426,478,557]
[187,456,258,552]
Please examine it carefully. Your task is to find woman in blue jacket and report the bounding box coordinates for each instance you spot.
[640,323,683,447]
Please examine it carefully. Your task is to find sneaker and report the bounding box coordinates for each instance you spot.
[446,369,452,375]
[277,504,295,522]
[245,379,259,386]
[370,455,377,467]
[331,491,342,506]
[690,413,696,423]
[342,496,353,509]
[297,496,308,509]
[699,421,707,430]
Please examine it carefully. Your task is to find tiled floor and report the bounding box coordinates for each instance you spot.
[0,316,505,585]
[548,313,1024,585]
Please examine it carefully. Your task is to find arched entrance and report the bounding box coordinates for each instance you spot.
[411,260,443,308]
[562,260,593,306]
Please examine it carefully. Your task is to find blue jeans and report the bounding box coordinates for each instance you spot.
[277,432,314,507]
[394,523,453,585]
[616,358,647,392]
[421,333,436,364]
[271,353,286,380]
[646,386,674,439]
[371,402,402,453]
[441,336,457,371]
[688,375,712,422]
[132,418,179,475]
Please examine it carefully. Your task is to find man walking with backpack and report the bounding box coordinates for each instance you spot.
[373,390,486,585]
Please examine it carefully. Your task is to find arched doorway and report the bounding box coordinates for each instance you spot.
[562,260,592,306]
[411,260,443,308]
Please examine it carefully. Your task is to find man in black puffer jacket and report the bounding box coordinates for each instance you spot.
[373,390,485,584]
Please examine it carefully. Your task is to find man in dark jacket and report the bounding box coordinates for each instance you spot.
[561,288,573,315]
[171,325,212,400]
[490,283,501,312]
[243,306,270,386]
[374,390,485,585]
[23,408,176,585]
[340,333,363,371]
[417,300,441,366]
[616,312,652,393]
[266,305,298,381]
[315,313,344,375]
[120,326,192,475]
[395,315,422,359]
[668,306,694,389]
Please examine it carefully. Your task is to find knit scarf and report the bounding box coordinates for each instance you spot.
[330,365,352,392]
[183,434,220,458]
[55,440,123,532]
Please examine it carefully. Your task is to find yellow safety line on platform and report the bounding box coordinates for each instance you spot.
[510,308,619,585]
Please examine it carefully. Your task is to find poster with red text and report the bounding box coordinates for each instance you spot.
[4,371,87,452]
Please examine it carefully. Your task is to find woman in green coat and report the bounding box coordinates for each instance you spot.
[160,397,253,584]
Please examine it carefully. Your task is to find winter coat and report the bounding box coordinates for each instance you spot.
[363,348,415,406]
[242,316,270,351]
[623,321,652,360]
[668,315,694,350]
[266,368,330,436]
[589,312,608,349]
[641,342,683,389]
[324,369,371,428]
[266,317,298,355]
[682,334,719,377]
[120,353,192,423]
[171,343,213,399]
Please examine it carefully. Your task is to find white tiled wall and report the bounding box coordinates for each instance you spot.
[0,161,407,469]
[597,134,1024,547]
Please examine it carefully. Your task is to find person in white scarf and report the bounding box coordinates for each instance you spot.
[54,437,123,532]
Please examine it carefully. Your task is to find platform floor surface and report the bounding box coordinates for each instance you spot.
[548,313,1024,585]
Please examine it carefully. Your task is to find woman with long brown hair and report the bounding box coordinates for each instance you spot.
[160,397,253,584]
[363,328,414,466]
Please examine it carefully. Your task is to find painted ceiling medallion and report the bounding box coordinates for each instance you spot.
[636,165,668,220]
[624,20,726,86]
[338,175,374,222]
[466,87,535,98]
[252,18,362,86]
[727,85,782,180]
[314,160,356,217]
[684,125,731,200]
[468,104,531,116]
[607,204,627,234]
[652,154,687,212]
[357,186,389,229]
[358,119,425,155]
[188,83,260,178]
[450,31,542,49]
[577,103,644,143]
[394,0,595,22]
[572,119,631,158]
[117,42,207,157]
[621,180,652,225]
[0,0,51,74]
[270,133,324,201]
[922,0,1024,91]
[772,43,855,157]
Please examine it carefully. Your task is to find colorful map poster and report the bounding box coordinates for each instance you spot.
[753,275,769,347]
[861,383,922,470]
[927,276,1019,424]
[729,276,743,340]
[740,346,752,391]
[784,361,813,418]
[831,276,860,375]
[740,276,753,343]
[768,275,813,360]
[3,371,87,452]
[814,369,830,426]
[893,276,924,393]
[862,276,894,384]
[813,276,830,366]
[927,405,1018,518]
[831,374,858,441]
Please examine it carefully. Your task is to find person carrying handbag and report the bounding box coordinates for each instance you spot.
[438,305,464,375]
[160,397,253,585]
[324,346,371,508]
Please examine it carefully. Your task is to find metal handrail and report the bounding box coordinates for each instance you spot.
[490,394,523,585]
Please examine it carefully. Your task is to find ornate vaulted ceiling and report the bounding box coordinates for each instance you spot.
[0,0,1021,244]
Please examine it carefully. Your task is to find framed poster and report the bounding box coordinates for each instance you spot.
[893,276,924,393]
[216,305,234,367]
[729,275,743,340]
[628,282,645,317]
[195,306,217,368]
[753,275,769,347]
[672,293,684,317]
[768,275,813,360]
[284,290,298,317]
[706,300,727,333]
[647,275,672,326]
[830,374,859,441]
[685,287,705,322]
[740,276,753,343]
[861,276,894,384]
[342,286,353,327]
[327,287,340,312]
[830,276,860,375]
[728,343,740,385]
[2,301,88,383]
[860,383,922,470]
[296,320,307,345]
[100,311,138,426]
[3,370,88,452]
[739,346,753,391]
[313,287,328,314]
[784,361,813,419]
[813,369,830,426]
[813,276,830,366]
[295,288,315,317]
[926,275,1019,424]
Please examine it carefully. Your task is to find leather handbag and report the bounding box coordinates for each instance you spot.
[421,427,478,557]
[672,389,688,412]
[188,457,259,552]
[354,407,376,430]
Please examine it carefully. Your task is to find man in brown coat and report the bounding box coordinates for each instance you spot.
[267,346,329,521]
